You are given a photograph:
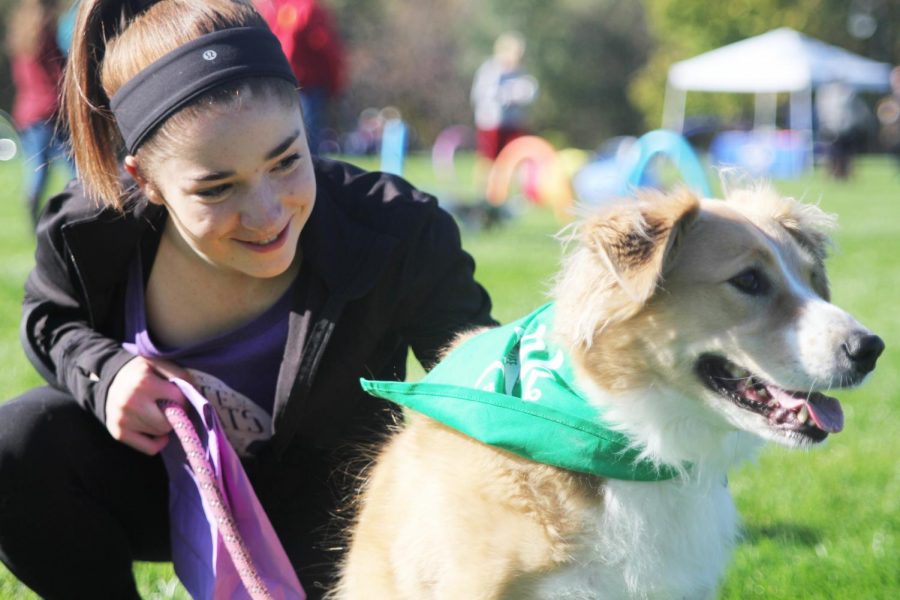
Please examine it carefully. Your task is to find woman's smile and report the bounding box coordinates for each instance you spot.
[235,219,293,253]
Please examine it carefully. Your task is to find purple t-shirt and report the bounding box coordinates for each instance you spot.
[123,257,293,455]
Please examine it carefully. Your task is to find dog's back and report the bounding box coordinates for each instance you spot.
[333,413,600,599]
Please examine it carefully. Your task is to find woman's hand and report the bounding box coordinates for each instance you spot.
[105,356,192,455]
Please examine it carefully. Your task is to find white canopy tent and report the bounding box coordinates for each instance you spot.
[662,27,893,137]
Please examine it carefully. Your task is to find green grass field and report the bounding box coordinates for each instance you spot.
[0,153,897,598]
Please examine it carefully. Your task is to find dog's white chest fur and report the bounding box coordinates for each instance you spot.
[532,476,738,600]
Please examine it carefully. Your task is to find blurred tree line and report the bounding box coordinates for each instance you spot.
[0,0,896,150]
[327,0,653,148]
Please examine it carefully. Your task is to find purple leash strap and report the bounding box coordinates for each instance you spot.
[159,400,274,600]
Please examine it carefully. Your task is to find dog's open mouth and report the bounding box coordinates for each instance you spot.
[695,354,843,442]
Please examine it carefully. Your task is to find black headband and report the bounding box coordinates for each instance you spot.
[110,27,297,154]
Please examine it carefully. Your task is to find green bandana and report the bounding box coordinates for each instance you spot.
[361,304,680,481]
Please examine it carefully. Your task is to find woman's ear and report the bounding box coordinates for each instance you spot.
[124,155,163,205]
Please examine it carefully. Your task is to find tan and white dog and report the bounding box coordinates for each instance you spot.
[330,187,884,599]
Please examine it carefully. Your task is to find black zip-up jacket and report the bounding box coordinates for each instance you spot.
[21,158,496,461]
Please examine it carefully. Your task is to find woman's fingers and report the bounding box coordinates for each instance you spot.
[111,369,177,435]
[120,429,170,456]
[106,355,188,452]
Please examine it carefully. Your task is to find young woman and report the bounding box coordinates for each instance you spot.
[0,1,494,598]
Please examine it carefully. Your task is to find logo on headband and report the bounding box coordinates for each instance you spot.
[202,50,218,61]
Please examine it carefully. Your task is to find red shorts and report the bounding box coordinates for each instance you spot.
[476,127,525,159]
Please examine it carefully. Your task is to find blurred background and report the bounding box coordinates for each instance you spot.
[0,1,897,598]
[0,0,896,161]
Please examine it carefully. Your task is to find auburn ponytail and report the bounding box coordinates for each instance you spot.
[63,0,123,206]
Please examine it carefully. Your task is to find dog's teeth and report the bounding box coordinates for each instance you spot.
[797,405,809,424]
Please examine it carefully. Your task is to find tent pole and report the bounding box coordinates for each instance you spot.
[754,92,777,131]
[662,83,686,132]
[790,87,814,170]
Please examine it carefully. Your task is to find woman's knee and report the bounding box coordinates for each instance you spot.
[1,386,95,445]
[0,387,170,564]
[0,387,107,494]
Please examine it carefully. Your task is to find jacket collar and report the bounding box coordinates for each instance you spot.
[60,194,165,326]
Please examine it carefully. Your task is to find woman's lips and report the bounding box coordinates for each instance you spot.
[235,222,290,253]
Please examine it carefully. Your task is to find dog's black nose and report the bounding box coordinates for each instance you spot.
[843,332,885,375]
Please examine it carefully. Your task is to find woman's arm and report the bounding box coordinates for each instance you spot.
[20,183,137,423]
[396,203,497,370]
[19,183,188,448]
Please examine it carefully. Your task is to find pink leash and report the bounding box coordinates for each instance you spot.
[160,400,274,600]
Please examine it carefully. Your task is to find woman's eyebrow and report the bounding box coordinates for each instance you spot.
[265,130,301,160]
[193,170,234,182]
[191,130,302,182]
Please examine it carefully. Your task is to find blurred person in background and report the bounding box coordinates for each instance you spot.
[6,0,74,227]
[876,66,900,168]
[470,31,538,161]
[342,107,382,156]
[470,31,538,198]
[816,79,872,180]
[255,0,346,155]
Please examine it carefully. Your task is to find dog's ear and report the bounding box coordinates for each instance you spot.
[553,189,700,348]
[582,188,700,305]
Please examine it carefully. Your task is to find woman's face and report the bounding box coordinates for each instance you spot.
[138,94,316,281]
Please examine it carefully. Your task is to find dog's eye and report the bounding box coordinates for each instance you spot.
[728,269,769,296]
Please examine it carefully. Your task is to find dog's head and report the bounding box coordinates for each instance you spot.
[554,187,884,448]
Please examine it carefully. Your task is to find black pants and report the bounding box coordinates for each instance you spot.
[0,387,348,599]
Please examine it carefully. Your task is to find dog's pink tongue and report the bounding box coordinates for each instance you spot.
[806,393,844,433]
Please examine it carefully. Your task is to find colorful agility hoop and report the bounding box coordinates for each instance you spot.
[485,135,576,222]
[618,129,712,197]
[431,125,472,185]
[380,118,407,176]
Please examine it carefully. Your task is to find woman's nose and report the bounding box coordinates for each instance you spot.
[241,184,283,231]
